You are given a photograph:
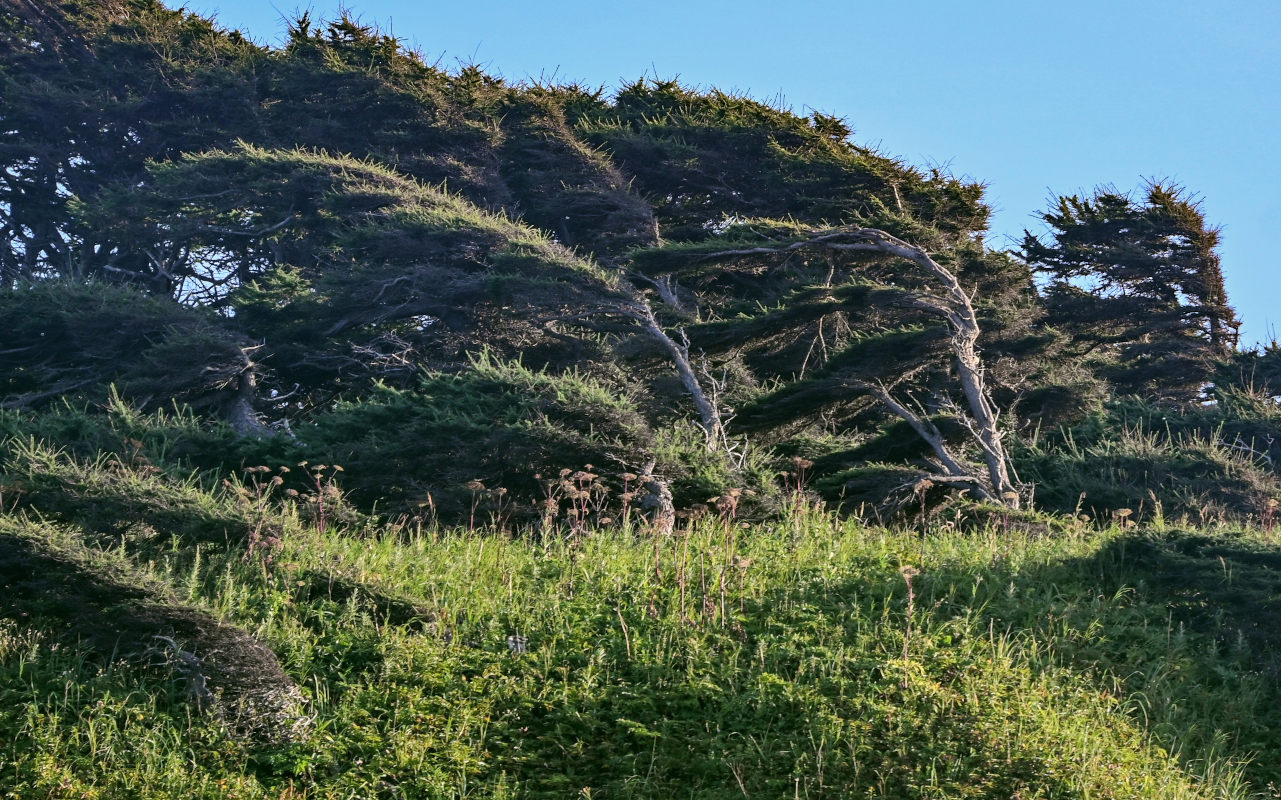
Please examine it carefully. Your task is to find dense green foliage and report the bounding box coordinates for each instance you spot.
[1023,184,1241,402]
[4,0,1281,794]
[5,0,1279,524]
[4,0,1272,524]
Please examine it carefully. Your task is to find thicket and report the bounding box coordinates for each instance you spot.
[2,444,1281,796]
[4,1,1281,793]
[4,0,1277,525]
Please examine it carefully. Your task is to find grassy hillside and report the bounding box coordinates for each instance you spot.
[2,438,1280,798]
[5,4,1281,797]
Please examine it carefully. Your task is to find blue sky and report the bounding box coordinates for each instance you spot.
[191,1,1281,346]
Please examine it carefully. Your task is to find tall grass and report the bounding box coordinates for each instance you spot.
[1016,411,1279,526]
[2,447,1278,798]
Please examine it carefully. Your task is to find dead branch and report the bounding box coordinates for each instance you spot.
[854,380,996,503]
[198,213,297,239]
[617,298,725,451]
[0,378,95,409]
[544,296,728,453]
[624,269,689,313]
[702,226,1020,506]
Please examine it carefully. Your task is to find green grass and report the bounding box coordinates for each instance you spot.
[2,450,1281,797]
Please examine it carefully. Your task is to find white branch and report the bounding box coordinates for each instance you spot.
[704,226,1021,506]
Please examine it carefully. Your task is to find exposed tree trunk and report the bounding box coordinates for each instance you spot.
[226,368,273,439]
[700,226,1022,506]
[856,380,999,503]
[849,231,1019,505]
[638,458,675,536]
[542,294,727,453]
[624,298,725,451]
[625,270,690,313]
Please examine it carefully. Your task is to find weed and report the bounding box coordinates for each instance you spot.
[899,565,920,689]
[1,445,1278,796]
[229,466,285,573]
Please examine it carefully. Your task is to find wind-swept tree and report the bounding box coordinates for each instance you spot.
[633,220,1029,506]
[1022,183,1240,402]
[0,0,265,284]
[0,0,1084,519]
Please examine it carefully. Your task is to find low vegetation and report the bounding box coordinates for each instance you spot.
[0,443,1280,797]
[4,1,1281,795]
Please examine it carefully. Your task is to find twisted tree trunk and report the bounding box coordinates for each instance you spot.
[699,226,1021,507]
[623,298,725,451]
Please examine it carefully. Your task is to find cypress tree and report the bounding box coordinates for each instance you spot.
[1022,183,1240,401]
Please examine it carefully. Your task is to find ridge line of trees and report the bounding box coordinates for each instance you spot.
[3,0,1278,525]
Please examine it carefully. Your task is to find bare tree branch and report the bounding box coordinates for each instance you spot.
[544,293,727,452]
[616,299,726,451]
[701,226,1021,506]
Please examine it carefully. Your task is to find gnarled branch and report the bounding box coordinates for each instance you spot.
[702,226,1020,506]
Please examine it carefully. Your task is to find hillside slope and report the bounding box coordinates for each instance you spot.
[2,444,1280,797]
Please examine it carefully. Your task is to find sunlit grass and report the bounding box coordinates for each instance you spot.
[1,455,1278,797]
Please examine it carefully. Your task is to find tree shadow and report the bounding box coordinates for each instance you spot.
[292,570,438,631]
[0,528,307,743]
[982,528,1281,790]
[1107,531,1281,675]
[12,471,248,555]
[475,569,1083,798]
[478,529,1281,795]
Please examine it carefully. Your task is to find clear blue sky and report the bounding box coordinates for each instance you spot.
[190,0,1281,346]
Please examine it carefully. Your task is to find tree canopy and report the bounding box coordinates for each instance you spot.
[1,0,1274,525]
[1022,183,1240,402]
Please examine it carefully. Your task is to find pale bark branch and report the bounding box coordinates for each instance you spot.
[618,299,725,451]
[703,226,1021,506]
[543,298,727,453]
[854,380,996,501]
